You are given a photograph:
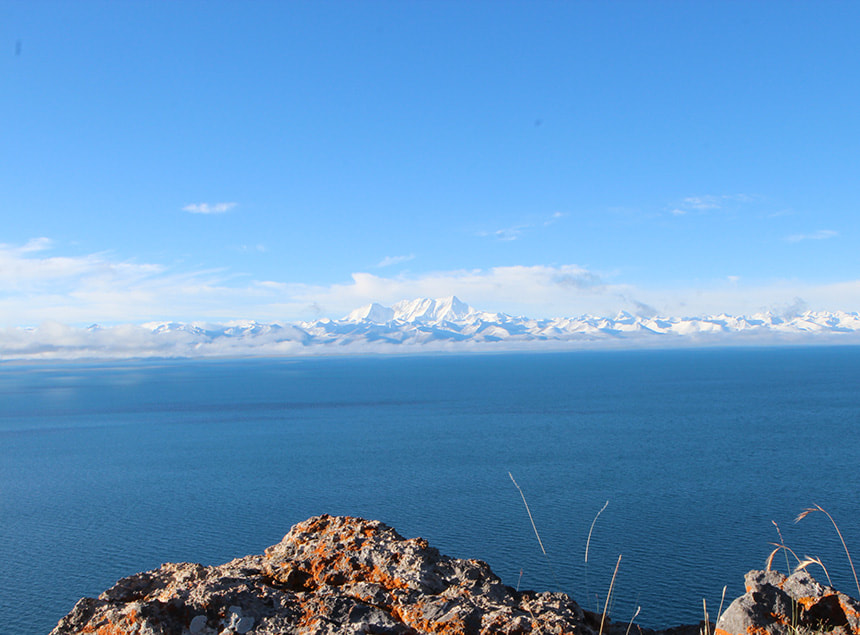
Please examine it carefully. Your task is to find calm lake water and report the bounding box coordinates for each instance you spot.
[2,347,859,634]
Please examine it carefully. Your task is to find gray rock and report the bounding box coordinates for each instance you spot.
[189,614,208,634]
[716,569,860,635]
[48,515,860,635]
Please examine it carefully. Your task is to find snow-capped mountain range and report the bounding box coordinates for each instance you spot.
[5,296,860,360]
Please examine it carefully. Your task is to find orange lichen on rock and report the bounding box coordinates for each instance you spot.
[297,597,321,630]
[796,595,825,610]
[80,620,127,635]
[367,564,411,591]
[768,612,790,626]
[391,599,467,634]
[839,598,860,619]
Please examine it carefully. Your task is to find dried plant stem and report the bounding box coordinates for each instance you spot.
[701,586,725,635]
[599,554,622,635]
[716,585,727,628]
[772,520,791,574]
[586,500,609,564]
[625,605,641,635]
[796,504,859,597]
[508,472,560,588]
[585,500,610,613]
[765,542,803,572]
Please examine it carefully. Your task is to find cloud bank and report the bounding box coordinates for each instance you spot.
[182,202,237,214]
[5,298,860,362]
[4,239,860,329]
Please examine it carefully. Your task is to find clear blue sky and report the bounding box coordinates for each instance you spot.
[2,1,859,325]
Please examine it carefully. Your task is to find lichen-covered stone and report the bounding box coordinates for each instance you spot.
[716,569,860,635]
[50,515,609,635]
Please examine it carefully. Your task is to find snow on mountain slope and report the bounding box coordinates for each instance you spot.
[4,297,860,360]
[391,296,474,323]
[345,302,396,324]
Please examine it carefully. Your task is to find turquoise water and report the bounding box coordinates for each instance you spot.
[2,348,859,634]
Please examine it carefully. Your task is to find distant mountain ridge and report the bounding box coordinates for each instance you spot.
[5,296,860,360]
[346,296,475,324]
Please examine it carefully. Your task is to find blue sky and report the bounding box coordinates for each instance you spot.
[2,1,859,325]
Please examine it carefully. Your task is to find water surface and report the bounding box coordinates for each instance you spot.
[2,347,859,633]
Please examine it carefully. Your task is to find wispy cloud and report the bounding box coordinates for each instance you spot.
[479,211,566,241]
[183,202,237,214]
[683,196,723,211]
[785,229,838,243]
[377,254,415,268]
[543,211,566,226]
[236,244,267,253]
[494,227,525,241]
[18,237,54,252]
[670,193,756,216]
[0,239,244,325]
[476,226,524,241]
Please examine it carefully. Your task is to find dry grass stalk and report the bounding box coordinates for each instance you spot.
[795,504,859,597]
[716,585,727,626]
[586,500,609,564]
[585,500,610,613]
[508,472,559,588]
[701,585,726,635]
[794,557,832,586]
[773,520,792,574]
[509,472,548,558]
[599,554,622,635]
[766,543,803,572]
[625,605,641,635]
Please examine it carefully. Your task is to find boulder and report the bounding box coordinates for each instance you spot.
[716,569,860,635]
[50,515,608,635]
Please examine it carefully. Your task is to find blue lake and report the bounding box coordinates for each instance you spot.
[2,347,859,634]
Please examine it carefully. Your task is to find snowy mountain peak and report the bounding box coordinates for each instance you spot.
[345,302,396,324]
[392,296,475,323]
[7,298,860,361]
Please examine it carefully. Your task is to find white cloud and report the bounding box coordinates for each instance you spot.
[377,254,415,268]
[5,239,860,331]
[683,196,722,210]
[0,240,254,325]
[182,202,237,214]
[236,244,266,253]
[671,193,757,216]
[479,211,566,241]
[19,237,54,252]
[287,265,623,319]
[785,229,838,243]
[543,211,566,226]
[494,227,523,241]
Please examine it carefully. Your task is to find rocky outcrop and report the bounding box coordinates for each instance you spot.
[50,515,615,635]
[54,515,860,635]
[716,570,860,635]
